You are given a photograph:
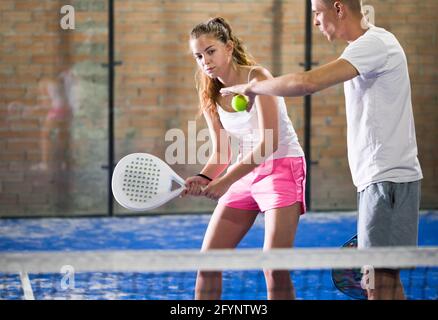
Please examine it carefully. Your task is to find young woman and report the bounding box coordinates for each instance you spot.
[182,17,306,300]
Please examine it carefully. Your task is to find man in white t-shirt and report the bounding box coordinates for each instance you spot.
[221,0,423,300]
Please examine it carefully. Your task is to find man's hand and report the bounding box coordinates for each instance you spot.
[220,79,257,112]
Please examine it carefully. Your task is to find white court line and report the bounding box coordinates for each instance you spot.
[19,272,35,300]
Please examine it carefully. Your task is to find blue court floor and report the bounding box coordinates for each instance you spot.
[0,211,437,300]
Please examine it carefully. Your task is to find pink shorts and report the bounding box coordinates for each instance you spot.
[218,157,307,213]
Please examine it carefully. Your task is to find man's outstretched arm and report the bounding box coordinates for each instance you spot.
[221,59,359,98]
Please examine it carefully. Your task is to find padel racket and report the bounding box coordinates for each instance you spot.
[111,153,186,211]
[331,234,368,300]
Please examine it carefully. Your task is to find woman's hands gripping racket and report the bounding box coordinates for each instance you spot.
[112,153,195,211]
[180,176,210,197]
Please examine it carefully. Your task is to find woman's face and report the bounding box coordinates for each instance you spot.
[190,34,233,79]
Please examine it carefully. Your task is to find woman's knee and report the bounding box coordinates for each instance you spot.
[263,269,291,284]
[197,270,222,281]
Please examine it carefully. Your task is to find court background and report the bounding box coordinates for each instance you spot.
[0,0,437,217]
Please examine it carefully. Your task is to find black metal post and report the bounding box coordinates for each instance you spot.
[108,0,115,216]
[272,0,283,76]
[304,0,313,209]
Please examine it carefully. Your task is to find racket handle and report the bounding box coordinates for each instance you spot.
[180,185,207,194]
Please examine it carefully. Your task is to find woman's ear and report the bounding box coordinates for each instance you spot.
[226,40,234,55]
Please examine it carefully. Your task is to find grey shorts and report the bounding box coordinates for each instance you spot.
[357,180,421,248]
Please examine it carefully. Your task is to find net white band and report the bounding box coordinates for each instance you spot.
[1,246,437,274]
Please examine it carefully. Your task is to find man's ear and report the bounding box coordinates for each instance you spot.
[334,1,345,19]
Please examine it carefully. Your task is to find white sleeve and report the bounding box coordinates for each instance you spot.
[340,35,388,76]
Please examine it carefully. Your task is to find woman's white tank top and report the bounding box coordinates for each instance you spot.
[217,67,304,163]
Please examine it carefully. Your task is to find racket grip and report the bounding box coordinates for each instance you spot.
[181,185,207,194]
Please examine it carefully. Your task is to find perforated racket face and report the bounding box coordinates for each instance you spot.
[112,153,184,211]
[121,156,163,203]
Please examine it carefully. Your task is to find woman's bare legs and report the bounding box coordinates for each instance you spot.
[263,203,301,300]
[195,204,259,300]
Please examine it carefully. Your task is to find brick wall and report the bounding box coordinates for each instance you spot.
[0,0,109,216]
[0,0,436,216]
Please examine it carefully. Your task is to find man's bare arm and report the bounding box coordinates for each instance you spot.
[221,59,359,98]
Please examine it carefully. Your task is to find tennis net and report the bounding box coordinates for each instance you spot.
[1,246,437,300]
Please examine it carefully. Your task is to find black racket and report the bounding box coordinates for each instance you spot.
[331,234,368,300]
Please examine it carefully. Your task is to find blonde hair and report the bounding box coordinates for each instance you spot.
[190,17,256,119]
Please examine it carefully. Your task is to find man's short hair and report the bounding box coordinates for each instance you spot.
[323,0,363,15]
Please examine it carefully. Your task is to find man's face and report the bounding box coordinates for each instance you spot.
[312,0,340,41]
